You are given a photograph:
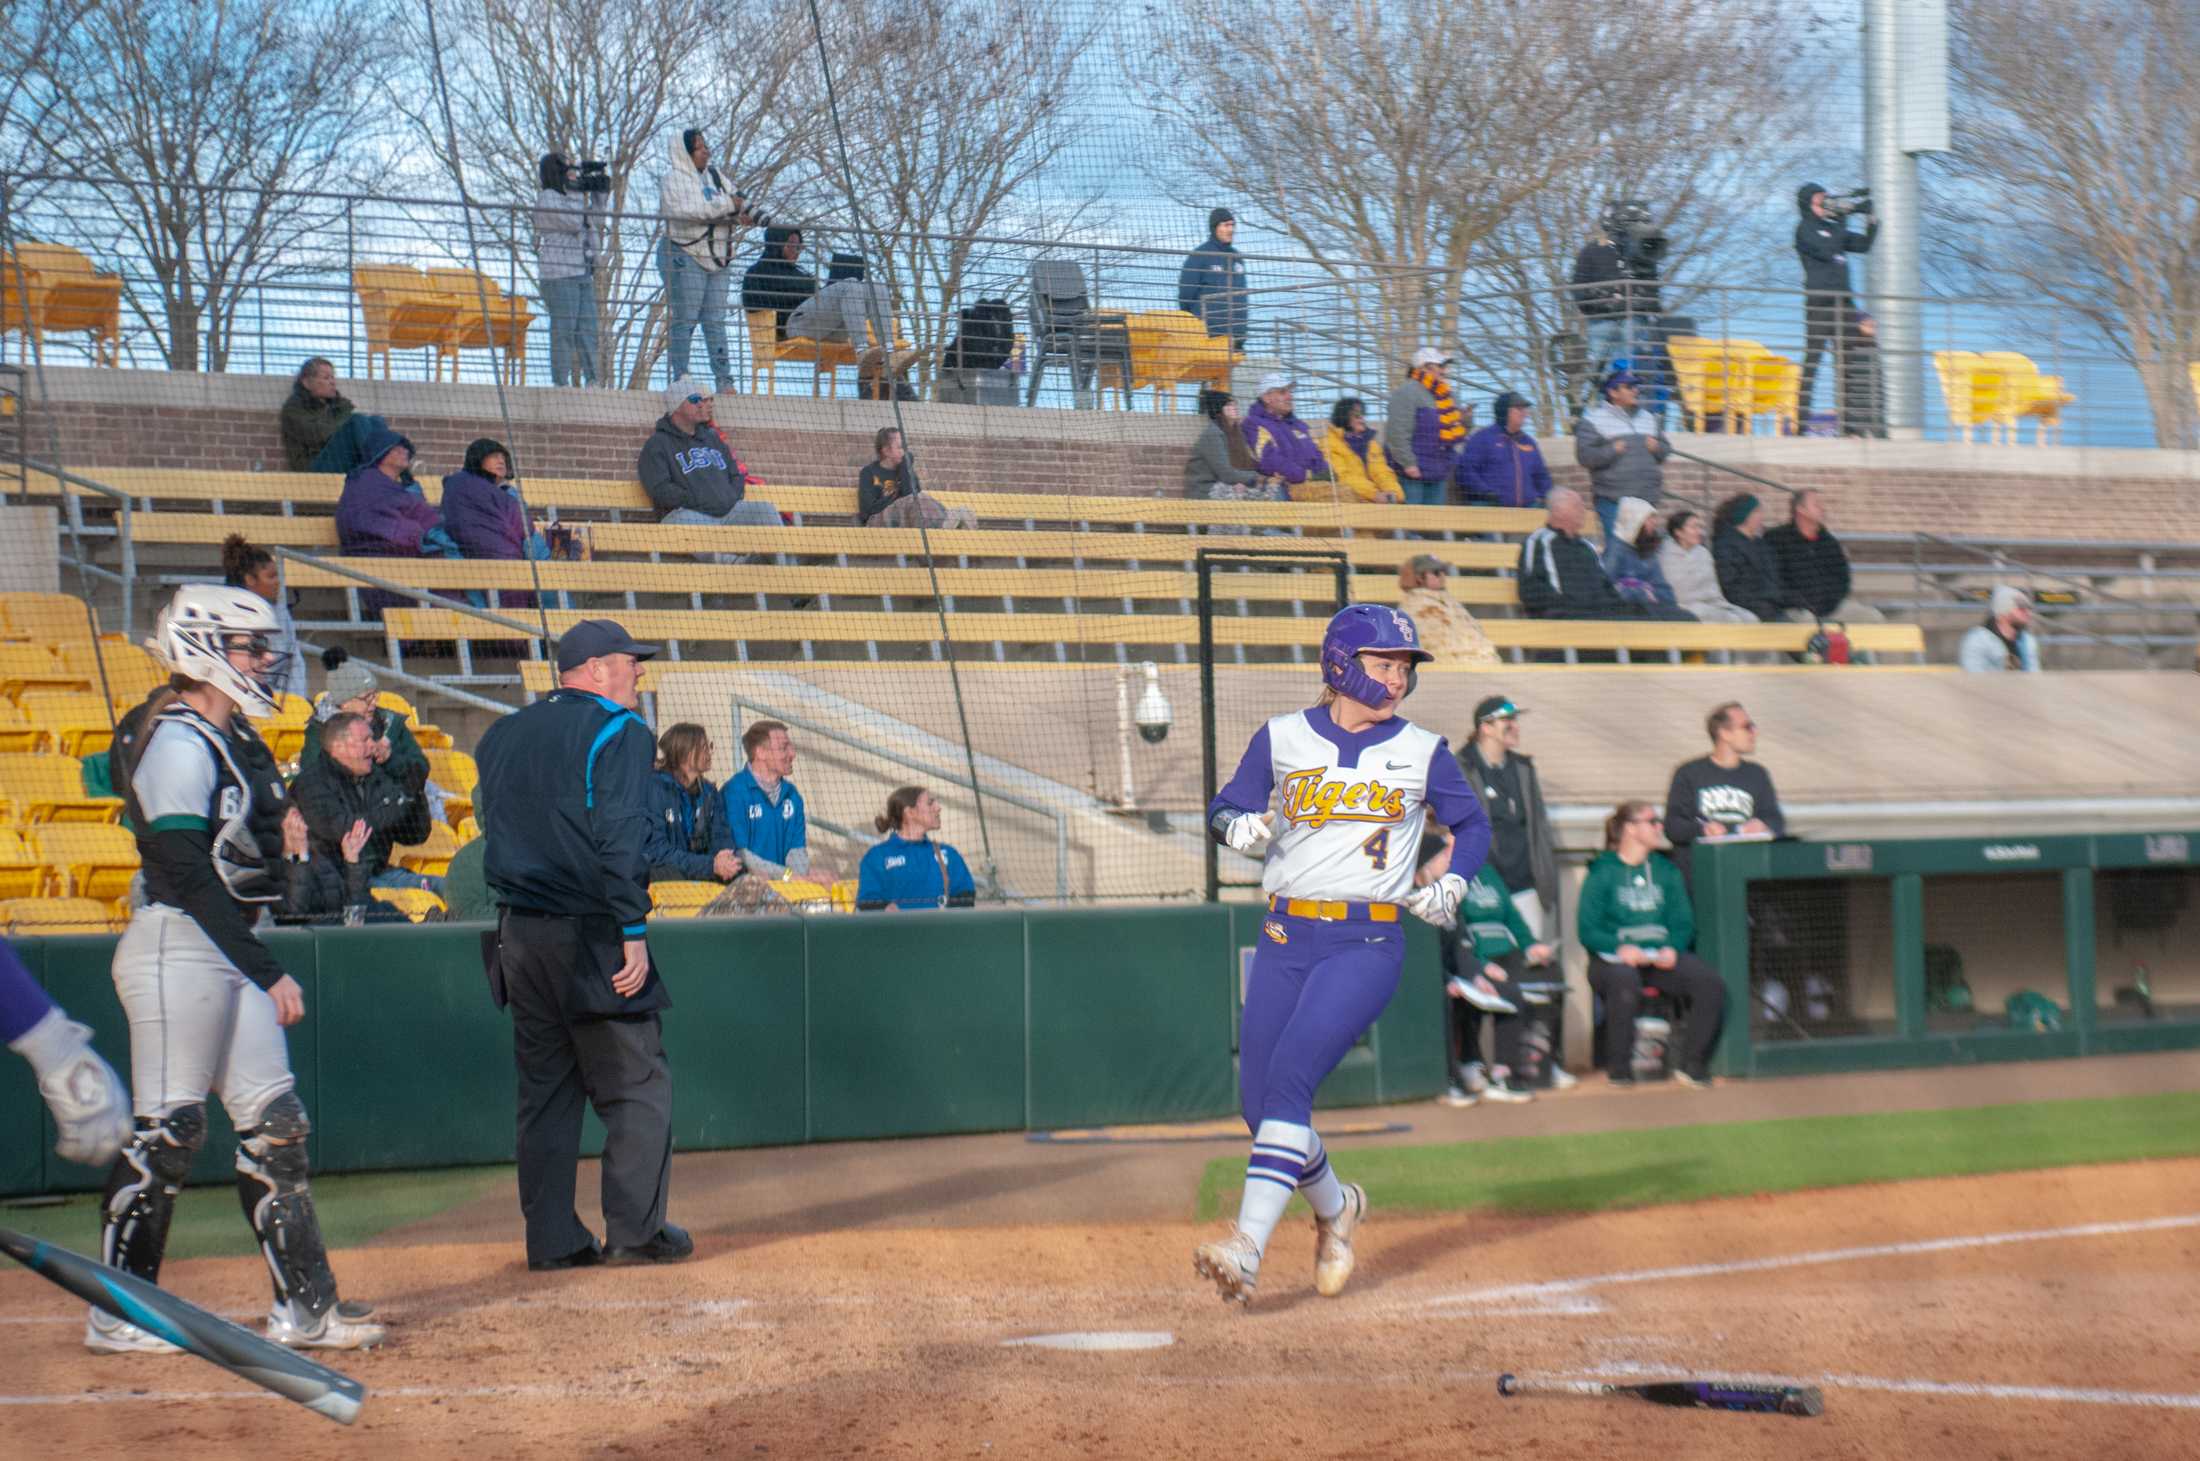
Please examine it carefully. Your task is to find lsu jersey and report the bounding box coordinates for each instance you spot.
[1224,707,1457,905]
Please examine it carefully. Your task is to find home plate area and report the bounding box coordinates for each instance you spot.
[4,1160,2196,1459]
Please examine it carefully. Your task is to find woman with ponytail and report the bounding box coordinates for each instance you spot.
[855,786,975,911]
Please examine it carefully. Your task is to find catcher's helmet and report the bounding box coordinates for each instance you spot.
[151,584,287,719]
[1320,603,1432,708]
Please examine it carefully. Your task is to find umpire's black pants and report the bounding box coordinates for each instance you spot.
[501,913,673,1263]
[1587,954,1727,1080]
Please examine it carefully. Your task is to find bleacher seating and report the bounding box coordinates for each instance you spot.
[0,897,121,934]
[19,693,117,757]
[744,310,858,395]
[370,886,447,923]
[1933,351,2073,445]
[0,754,120,826]
[1666,336,1800,435]
[649,880,722,917]
[396,822,461,879]
[30,824,138,901]
[426,269,533,385]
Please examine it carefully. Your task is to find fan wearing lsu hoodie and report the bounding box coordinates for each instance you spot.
[1577,799,1727,1087]
[658,128,762,392]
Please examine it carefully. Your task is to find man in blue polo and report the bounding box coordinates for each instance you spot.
[722,718,834,882]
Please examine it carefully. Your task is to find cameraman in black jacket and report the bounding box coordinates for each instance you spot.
[1794,184,1878,428]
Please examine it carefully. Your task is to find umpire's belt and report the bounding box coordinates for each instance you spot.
[1268,895,1399,923]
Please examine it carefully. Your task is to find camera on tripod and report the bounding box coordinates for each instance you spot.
[1821,188,1871,220]
[1603,199,1668,276]
[573,160,612,196]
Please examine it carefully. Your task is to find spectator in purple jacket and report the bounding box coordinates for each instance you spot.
[1457,390,1553,507]
[336,425,443,620]
[1240,373,1330,488]
[441,437,544,609]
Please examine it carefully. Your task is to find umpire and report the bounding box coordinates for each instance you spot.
[476,619,691,1271]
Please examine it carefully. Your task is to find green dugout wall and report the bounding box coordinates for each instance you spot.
[1695,830,2200,1077]
[2,907,1446,1198]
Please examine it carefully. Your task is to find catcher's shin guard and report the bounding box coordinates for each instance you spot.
[100,1104,207,1284]
[235,1092,339,1321]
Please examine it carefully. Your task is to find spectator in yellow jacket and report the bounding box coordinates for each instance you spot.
[1317,398,1405,504]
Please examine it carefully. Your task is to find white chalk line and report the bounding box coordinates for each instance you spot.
[0,1384,580,1409]
[1412,1211,2200,1314]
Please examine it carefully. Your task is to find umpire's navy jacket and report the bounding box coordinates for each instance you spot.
[477,688,664,1010]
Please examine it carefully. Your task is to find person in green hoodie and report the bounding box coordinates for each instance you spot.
[1578,800,1727,1087]
[1451,856,1558,1103]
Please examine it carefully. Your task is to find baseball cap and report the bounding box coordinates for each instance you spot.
[1473,695,1524,724]
[665,375,708,411]
[1410,347,1452,369]
[1404,553,1450,576]
[325,660,378,705]
[1256,371,1294,395]
[1603,367,1641,392]
[555,619,661,673]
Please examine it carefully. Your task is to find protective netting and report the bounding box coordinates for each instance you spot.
[1919,872,2070,1035]
[0,0,2195,918]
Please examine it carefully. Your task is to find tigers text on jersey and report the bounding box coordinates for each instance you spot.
[1212,704,1490,905]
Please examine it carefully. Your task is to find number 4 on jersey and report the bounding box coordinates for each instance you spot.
[1359,827,1390,870]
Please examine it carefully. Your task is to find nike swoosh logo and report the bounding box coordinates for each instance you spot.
[1385,760,1412,770]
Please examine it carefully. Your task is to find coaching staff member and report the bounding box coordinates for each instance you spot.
[476,619,691,1271]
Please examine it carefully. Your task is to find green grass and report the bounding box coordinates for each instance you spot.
[1195,1092,2200,1222]
[0,1165,512,1261]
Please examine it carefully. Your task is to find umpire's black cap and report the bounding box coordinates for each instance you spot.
[554,618,659,673]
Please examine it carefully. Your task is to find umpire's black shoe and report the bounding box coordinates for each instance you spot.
[528,1243,605,1272]
[605,1225,694,1266]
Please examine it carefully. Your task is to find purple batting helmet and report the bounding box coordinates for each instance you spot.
[1321,603,1432,708]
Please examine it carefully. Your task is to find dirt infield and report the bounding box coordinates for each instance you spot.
[7,1155,2198,1459]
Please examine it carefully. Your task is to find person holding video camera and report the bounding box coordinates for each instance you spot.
[534,152,606,388]
[1570,202,1665,385]
[1794,183,1877,431]
[659,128,760,394]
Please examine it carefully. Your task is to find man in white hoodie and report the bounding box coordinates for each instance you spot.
[658,128,757,393]
[1574,368,1669,543]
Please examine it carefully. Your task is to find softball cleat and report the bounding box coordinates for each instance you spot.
[1314,1182,1367,1297]
[1192,1229,1261,1305]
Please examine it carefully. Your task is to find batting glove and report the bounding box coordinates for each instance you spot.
[1404,872,1467,929]
[10,1010,131,1167]
[1223,811,1275,855]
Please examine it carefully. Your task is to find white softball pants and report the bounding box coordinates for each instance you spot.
[111,905,295,1128]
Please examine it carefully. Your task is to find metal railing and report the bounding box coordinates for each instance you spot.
[2,173,2190,447]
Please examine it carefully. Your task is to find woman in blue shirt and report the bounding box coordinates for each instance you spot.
[856,786,976,910]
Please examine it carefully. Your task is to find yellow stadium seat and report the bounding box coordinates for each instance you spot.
[769,877,832,908]
[455,816,480,843]
[424,748,477,826]
[353,265,460,380]
[57,640,167,704]
[396,822,460,879]
[0,753,119,825]
[412,720,454,751]
[426,269,533,385]
[0,830,45,898]
[375,690,418,723]
[264,693,314,763]
[829,879,858,914]
[0,643,91,703]
[30,823,139,901]
[369,885,447,923]
[1,897,119,934]
[0,593,99,647]
[650,880,722,917]
[0,243,123,366]
[0,701,49,754]
[19,692,116,757]
[744,309,858,396]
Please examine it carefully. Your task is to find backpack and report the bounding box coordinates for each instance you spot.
[944,299,1013,374]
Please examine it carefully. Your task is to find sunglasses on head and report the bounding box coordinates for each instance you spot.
[683,393,707,405]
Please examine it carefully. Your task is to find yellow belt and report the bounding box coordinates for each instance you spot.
[1267,895,1400,923]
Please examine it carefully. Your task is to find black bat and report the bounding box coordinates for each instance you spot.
[1498,1371,1822,1418]
[0,1227,365,1425]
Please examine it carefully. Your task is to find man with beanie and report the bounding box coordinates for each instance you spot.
[1574,368,1668,541]
[302,650,432,799]
[740,226,816,342]
[1457,390,1552,507]
[1958,586,2042,672]
[1176,208,1248,349]
[1794,183,1878,427]
[658,129,757,392]
[638,378,781,529]
[1385,348,1468,506]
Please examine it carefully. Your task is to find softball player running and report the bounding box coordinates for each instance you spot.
[89,585,382,1354]
[1195,605,1491,1303]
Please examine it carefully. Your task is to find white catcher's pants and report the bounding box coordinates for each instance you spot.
[111,904,295,1128]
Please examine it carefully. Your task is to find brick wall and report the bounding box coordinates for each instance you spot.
[21,366,2200,543]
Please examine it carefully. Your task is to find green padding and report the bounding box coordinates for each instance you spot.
[1026,906,1236,1129]
[35,929,320,1193]
[806,911,1026,1140]
[311,923,513,1171]
[1,938,47,1197]
[652,917,807,1150]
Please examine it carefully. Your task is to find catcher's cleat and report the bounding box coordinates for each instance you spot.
[84,1310,183,1355]
[266,1303,386,1351]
